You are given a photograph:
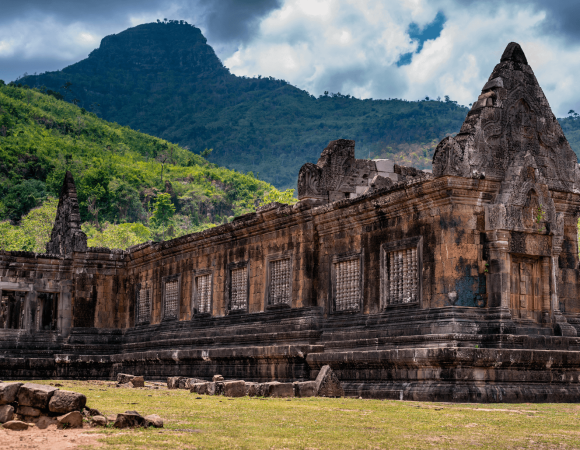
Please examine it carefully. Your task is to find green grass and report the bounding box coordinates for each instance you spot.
[17,380,580,449]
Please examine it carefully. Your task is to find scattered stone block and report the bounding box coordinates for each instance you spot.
[114,411,148,428]
[49,390,87,414]
[167,376,189,389]
[2,420,29,431]
[16,405,41,417]
[245,382,259,397]
[268,383,294,398]
[36,415,58,429]
[130,376,145,388]
[84,407,101,417]
[258,381,279,397]
[213,374,224,382]
[116,373,135,384]
[184,378,205,389]
[0,404,14,423]
[17,383,58,409]
[223,381,245,397]
[57,411,83,429]
[189,382,211,395]
[144,414,163,428]
[294,381,317,398]
[214,382,225,396]
[0,382,22,405]
[91,415,108,427]
[314,365,344,397]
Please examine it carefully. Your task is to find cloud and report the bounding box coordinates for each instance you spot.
[3,0,580,116]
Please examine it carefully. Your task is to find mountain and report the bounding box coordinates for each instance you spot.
[16,21,471,190]
[0,82,283,246]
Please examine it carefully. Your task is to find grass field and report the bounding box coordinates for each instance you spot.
[13,380,580,449]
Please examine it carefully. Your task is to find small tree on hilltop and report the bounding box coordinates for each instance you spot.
[149,193,176,240]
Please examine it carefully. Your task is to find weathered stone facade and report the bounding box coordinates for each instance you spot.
[2,43,580,402]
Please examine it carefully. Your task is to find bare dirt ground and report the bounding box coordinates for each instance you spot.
[1,424,104,450]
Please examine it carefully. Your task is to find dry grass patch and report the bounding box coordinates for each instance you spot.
[12,380,580,449]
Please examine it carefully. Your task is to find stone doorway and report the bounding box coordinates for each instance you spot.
[0,291,26,329]
[510,256,543,322]
[37,292,59,331]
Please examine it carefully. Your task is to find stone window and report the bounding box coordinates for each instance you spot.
[229,265,248,313]
[37,292,59,331]
[381,237,422,308]
[0,291,26,329]
[163,275,181,320]
[135,284,151,325]
[267,257,292,307]
[193,273,212,315]
[332,255,362,312]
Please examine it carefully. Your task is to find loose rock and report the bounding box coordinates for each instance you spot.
[212,375,224,382]
[223,381,245,397]
[315,365,344,397]
[0,404,14,423]
[17,383,58,409]
[268,382,294,398]
[130,376,145,388]
[245,382,259,397]
[0,382,22,405]
[144,414,163,428]
[16,405,41,417]
[2,420,29,431]
[294,381,317,398]
[36,415,58,429]
[91,415,108,427]
[116,373,135,384]
[114,411,148,428]
[57,411,83,429]
[49,390,87,414]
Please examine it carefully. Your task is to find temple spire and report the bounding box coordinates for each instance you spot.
[46,171,88,255]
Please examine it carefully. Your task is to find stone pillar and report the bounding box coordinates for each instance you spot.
[550,236,577,336]
[486,230,511,309]
[541,256,551,324]
[59,281,73,337]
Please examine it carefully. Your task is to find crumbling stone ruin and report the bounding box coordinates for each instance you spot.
[3,43,580,402]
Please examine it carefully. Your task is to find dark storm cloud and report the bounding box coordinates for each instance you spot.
[189,0,283,43]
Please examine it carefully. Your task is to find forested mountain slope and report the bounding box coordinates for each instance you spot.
[0,82,284,250]
[17,21,470,189]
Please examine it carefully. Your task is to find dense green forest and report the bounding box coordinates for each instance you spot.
[18,21,471,189]
[0,82,291,251]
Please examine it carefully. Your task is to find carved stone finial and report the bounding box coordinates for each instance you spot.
[500,42,528,64]
[46,171,88,256]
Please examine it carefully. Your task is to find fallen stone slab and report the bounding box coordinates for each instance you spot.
[83,407,102,417]
[258,381,279,397]
[117,373,135,384]
[0,382,22,405]
[16,405,41,417]
[213,374,224,382]
[184,378,205,389]
[0,404,14,423]
[167,376,188,389]
[91,415,108,427]
[130,376,145,388]
[223,380,245,397]
[268,383,294,398]
[245,382,259,397]
[36,415,58,429]
[49,390,87,414]
[189,382,211,395]
[17,383,58,409]
[144,414,163,428]
[315,365,344,397]
[2,420,29,431]
[294,381,317,398]
[57,411,83,429]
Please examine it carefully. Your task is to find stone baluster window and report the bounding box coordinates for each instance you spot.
[163,275,181,320]
[230,266,248,312]
[194,273,212,315]
[333,256,361,312]
[268,258,292,307]
[136,284,151,324]
[381,237,422,308]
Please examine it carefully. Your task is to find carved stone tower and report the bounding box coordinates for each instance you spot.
[433,42,580,335]
[46,171,88,256]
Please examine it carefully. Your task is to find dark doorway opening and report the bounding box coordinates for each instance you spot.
[0,291,26,329]
[38,292,59,331]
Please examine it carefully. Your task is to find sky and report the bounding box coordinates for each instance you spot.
[1,0,580,116]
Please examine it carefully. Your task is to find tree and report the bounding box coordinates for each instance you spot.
[149,193,176,240]
[259,189,298,206]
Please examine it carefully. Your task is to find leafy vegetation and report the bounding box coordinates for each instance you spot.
[18,379,580,450]
[0,82,292,250]
[17,21,470,190]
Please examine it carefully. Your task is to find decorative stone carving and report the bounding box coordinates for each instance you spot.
[194,274,212,314]
[268,258,291,306]
[163,277,179,320]
[136,284,151,324]
[46,171,88,255]
[386,248,419,305]
[230,267,248,311]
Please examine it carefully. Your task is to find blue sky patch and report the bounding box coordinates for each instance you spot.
[397,11,446,67]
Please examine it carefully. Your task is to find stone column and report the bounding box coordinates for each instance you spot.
[541,256,551,324]
[486,230,511,309]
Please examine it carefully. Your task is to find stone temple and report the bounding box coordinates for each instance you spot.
[2,43,580,402]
